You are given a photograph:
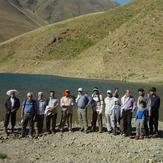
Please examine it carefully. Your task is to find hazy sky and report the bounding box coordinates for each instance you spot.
[114,0,130,4]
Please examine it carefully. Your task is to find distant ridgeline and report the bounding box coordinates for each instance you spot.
[0,0,118,42]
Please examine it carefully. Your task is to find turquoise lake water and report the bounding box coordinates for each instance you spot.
[0,73,162,121]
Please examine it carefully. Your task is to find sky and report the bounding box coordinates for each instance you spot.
[114,0,130,4]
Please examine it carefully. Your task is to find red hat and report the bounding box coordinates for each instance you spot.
[64,89,70,97]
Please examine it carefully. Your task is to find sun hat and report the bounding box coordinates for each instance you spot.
[92,87,99,92]
[6,89,19,96]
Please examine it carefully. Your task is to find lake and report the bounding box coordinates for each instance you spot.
[0,73,162,122]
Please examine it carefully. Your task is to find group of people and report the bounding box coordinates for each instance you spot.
[4,86,160,140]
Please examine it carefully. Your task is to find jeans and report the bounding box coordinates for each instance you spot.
[136,119,144,136]
[22,113,34,136]
[112,109,120,134]
[78,108,88,131]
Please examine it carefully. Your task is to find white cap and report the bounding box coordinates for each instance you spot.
[78,88,83,92]
[107,90,112,94]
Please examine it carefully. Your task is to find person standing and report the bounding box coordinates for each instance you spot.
[104,90,115,134]
[35,92,47,137]
[149,87,160,136]
[45,91,59,134]
[112,98,121,135]
[60,90,74,132]
[21,92,37,138]
[76,88,91,133]
[4,90,20,135]
[135,101,148,140]
[121,89,136,136]
[113,88,120,99]
[91,87,104,133]
[137,88,151,136]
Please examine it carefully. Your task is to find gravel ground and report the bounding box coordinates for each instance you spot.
[0,121,163,163]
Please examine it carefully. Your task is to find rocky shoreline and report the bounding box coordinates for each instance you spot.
[0,121,163,163]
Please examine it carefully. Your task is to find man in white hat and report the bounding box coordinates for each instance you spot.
[5,90,20,135]
[76,88,91,133]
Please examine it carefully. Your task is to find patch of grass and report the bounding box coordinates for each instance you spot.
[48,36,94,59]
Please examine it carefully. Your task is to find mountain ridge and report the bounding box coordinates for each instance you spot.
[0,0,162,84]
[0,0,118,42]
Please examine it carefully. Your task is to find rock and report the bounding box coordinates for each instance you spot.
[156,151,160,154]
[146,159,154,163]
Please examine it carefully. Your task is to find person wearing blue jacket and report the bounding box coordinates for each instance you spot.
[21,92,37,138]
[76,88,91,133]
[135,101,148,140]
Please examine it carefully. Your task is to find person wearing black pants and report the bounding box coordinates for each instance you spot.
[46,113,57,133]
[149,87,160,135]
[121,90,136,137]
[122,109,133,136]
[4,90,20,135]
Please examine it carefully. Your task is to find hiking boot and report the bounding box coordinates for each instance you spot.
[52,131,56,134]
[108,131,112,134]
[113,132,117,136]
[29,135,33,139]
[139,135,144,140]
[4,127,9,136]
[60,129,64,133]
[135,135,139,140]
[11,128,14,134]
[20,134,25,138]
[84,130,88,134]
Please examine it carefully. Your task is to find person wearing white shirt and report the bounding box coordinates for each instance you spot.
[91,87,104,133]
[104,90,116,133]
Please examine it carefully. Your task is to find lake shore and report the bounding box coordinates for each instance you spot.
[0,121,163,163]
